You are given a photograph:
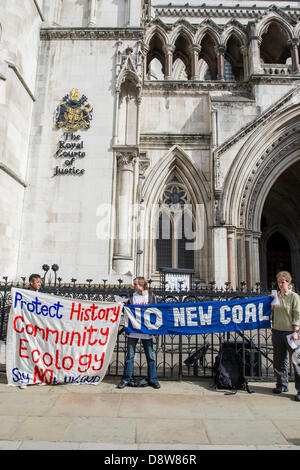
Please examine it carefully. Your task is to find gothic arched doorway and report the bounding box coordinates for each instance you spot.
[260,160,300,290]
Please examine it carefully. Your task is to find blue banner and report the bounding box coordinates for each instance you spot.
[124,296,272,335]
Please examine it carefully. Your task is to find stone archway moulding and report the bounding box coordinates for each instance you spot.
[141,144,211,207]
[220,102,300,232]
[245,146,300,232]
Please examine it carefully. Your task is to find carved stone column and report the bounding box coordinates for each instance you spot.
[135,89,142,145]
[53,0,63,26]
[113,149,138,275]
[248,22,262,75]
[189,44,201,80]
[124,0,130,26]
[236,229,246,288]
[251,232,261,287]
[142,43,150,78]
[163,45,175,80]
[288,38,300,74]
[213,226,228,288]
[245,235,251,289]
[88,0,98,27]
[113,88,120,146]
[216,45,226,81]
[241,231,262,290]
[227,229,237,289]
[240,45,249,81]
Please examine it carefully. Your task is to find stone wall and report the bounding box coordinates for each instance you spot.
[0,0,42,277]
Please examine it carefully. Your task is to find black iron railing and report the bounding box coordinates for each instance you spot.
[0,272,277,380]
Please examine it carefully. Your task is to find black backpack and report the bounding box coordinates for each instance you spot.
[213,343,253,394]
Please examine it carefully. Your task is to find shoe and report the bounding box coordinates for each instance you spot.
[117,381,128,389]
[19,384,27,389]
[272,386,288,394]
[149,381,161,389]
[295,394,300,402]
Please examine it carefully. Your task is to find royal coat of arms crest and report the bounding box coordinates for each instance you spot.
[55,88,93,131]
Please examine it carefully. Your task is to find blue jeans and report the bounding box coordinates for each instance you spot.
[122,336,158,384]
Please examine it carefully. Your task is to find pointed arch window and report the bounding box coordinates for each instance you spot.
[260,22,291,64]
[199,33,218,80]
[225,34,244,81]
[146,33,165,79]
[172,34,192,80]
[156,177,195,270]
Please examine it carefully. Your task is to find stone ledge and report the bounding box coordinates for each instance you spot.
[40,27,144,41]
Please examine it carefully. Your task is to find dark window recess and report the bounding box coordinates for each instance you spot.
[178,214,194,270]
[156,213,172,269]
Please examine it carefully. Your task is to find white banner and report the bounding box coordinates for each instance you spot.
[6,288,122,387]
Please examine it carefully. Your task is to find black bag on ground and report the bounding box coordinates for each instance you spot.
[213,342,253,394]
[136,377,149,387]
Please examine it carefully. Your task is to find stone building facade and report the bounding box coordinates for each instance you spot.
[1,0,300,289]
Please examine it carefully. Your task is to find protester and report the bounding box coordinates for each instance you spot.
[29,274,42,291]
[19,274,42,388]
[118,277,160,389]
[271,271,300,401]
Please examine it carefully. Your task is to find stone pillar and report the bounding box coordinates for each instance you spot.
[227,229,237,289]
[236,229,246,288]
[136,92,141,145]
[142,43,150,79]
[252,233,261,287]
[88,0,98,27]
[240,45,249,81]
[124,95,130,145]
[288,38,300,74]
[213,227,228,288]
[135,40,143,80]
[245,236,251,289]
[124,0,130,26]
[113,149,137,275]
[163,45,175,80]
[53,0,63,26]
[113,89,120,146]
[248,22,262,75]
[189,44,201,80]
[241,232,262,290]
[216,45,226,81]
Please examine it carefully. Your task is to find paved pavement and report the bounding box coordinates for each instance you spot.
[0,369,300,451]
